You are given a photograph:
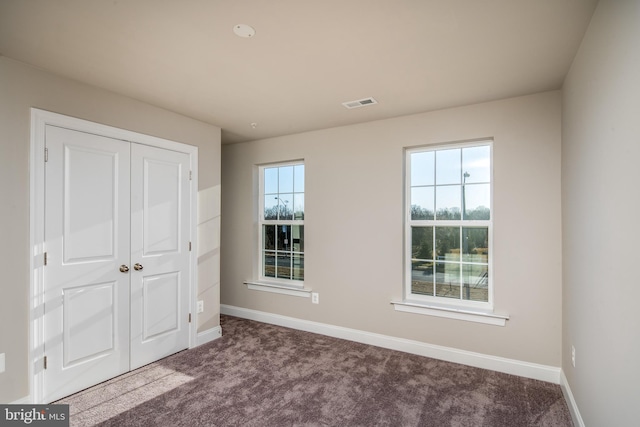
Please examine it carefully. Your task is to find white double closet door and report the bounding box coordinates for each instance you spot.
[43,125,191,403]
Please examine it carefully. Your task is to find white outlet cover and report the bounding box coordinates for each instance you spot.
[0,353,5,373]
[197,300,204,313]
[311,293,319,304]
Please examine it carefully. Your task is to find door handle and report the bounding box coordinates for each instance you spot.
[133,263,144,271]
[119,264,130,273]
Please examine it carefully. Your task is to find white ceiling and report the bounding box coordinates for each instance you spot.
[0,0,598,144]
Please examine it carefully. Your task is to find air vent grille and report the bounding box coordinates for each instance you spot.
[342,97,378,109]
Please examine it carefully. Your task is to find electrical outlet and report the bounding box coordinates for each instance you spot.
[311,292,319,304]
[571,345,576,368]
[197,300,204,313]
[0,353,5,373]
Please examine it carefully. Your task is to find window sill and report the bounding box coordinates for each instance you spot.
[243,281,312,298]
[391,300,509,326]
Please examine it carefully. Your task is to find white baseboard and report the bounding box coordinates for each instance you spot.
[560,369,585,427]
[220,304,561,384]
[195,325,222,347]
[11,396,31,404]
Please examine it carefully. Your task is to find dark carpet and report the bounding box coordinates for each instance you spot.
[58,315,573,426]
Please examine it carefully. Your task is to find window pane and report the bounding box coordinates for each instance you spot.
[278,166,294,193]
[406,145,490,303]
[462,265,488,302]
[264,196,278,220]
[264,167,278,194]
[264,252,276,278]
[435,262,460,299]
[294,164,305,192]
[277,225,292,251]
[411,187,434,220]
[276,253,291,279]
[411,226,433,260]
[411,260,434,295]
[436,148,461,185]
[463,183,490,220]
[436,227,460,261]
[293,254,304,280]
[292,225,304,252]
[293,193,304,220]
[462,227,489,263]
[277,194,293,220]
[435,186,461,220]
[260,162,305,283]
[462,146,491,184]
[263,225,276,251]
[411,151,434,186]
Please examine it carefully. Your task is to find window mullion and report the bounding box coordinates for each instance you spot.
[289,241,293,280]
[459,227,463,300]
[432,224,436,297]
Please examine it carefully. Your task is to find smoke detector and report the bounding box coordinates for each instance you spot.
[234,24,255,38]
[342,97,378,109]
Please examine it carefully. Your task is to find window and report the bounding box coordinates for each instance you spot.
[259,162,305,285]
[406,142,492,307]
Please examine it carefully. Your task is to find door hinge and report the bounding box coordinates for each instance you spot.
[188,313,192,323]
[189,170,192,181]
[189,241,192,252]
[44,252,48,266]
[44,148,49,162]
[43,356,47,370]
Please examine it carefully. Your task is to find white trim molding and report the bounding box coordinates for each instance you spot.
[560,370,585,427]
[220,304,560,384]
[195,326,223,347]
[391,300,509,326]
[11,396,32,405]
[243,281,312,298]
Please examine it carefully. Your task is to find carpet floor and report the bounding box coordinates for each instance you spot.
[56,315,573,426]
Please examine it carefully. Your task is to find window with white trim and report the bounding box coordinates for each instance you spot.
[259,162,305,285]
[406,142,492,307]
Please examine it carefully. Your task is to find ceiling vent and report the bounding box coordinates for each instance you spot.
[342,97,378,109]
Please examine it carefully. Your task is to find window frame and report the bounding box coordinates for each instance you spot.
[258,160,305,287]
[404,140,493,310]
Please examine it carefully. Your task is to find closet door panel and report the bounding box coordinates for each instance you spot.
[130,144,191,369]
[43,125,130,403]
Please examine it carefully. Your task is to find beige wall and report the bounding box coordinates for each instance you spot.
[222,91,562,367]
[0,57,221,403]
[562,0,640,425]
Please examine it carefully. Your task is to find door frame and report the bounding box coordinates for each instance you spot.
[29,108,199,403]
